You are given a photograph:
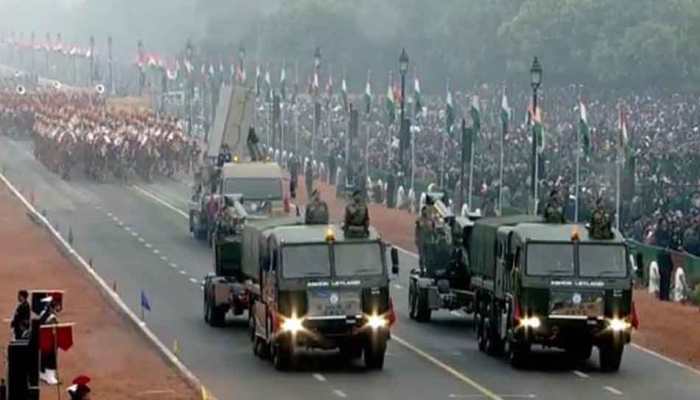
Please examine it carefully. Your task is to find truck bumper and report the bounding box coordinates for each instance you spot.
[277,318,390,350]
[512,317,631,348]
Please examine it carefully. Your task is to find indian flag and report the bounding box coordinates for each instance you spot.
[531,105,545,153]
[446,87,455,136]
[364,71,372,114]
[501,90,510,136]
[414,76,422,117]
[386,74,395,124]
[470,95,481,135]
[579,100,591,157]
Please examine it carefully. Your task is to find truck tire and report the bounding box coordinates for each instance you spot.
[203,286,210,323]
[415,288,432,323]
[364,336,387,370]
[205,291,226,327]
[408,284,417,320]
[599,341,624,372]
[485,302,504,355]
[273,339,292,371]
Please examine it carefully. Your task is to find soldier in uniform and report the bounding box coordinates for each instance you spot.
[247,127,261,161]
[589,197,614,239]
[344,190,370,237]
[10,289,30,340]
[218,143,232,167]
[543,189,566,223]
[305,189,329,224]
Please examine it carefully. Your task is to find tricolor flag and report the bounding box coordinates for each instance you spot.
[414,76,423,117]
[364,71,372,114]
[280,64,287,100]
[446,85,455,137]
[312,72,320,97]
[530,104,545,153]
[341,77,348,112]
[470,95,481,136]
[255,64,261,96]
[617,106,630,162]
[386,72,395,124]
[579,100,591,157]
[500,89,511,136]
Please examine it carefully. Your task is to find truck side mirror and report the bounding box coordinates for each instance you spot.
[390,247,399,275]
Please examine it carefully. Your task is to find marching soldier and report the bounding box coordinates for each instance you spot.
[10,289,30,340]
[305,189,329,224]
[344,190,370,237]
[543,189,566,223]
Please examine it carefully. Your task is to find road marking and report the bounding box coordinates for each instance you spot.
[393,336,503,400]
[631,343,700,377]
[160,256,168,262]
[132,183,505,400]
[189,278,198,284]
[169,263,178,269]
[124,226,132,232]
[393,284,403,290]
[131,231,138,237]
[179,270,187,275]
[603,386,623,396]
[153,249,160,254]
[117,221,123,227]
[145,243,152,249]
[332,389,347,398]
[312,373,326,382]
[572,370,589,379]
[449,395,535,399]
[131,185,189,218]
[107,211,113,217]
[138,237,145,243]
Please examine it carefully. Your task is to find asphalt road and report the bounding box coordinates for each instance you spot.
[2,135,700,400]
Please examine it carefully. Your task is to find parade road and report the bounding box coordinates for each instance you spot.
[2,135,699,400]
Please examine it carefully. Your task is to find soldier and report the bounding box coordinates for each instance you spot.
[247,126,261,161]
[10,289,30,340]
[289,155,299,199]
[589,197,614,239]
[218,143,232,167]
[305,189,329,224]
[344,190,370,237]
[415,195,437,268]
[543,189,566,223]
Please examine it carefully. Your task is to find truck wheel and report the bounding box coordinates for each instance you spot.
[566,344,593,361]
[364,337,387,370]
[408,284,417,320]
[189,212,194,233]
[486,303,504,355]
[415,288,431,323]
[206,292,226,327]
[476,312,486,352]
[599,341,624,372]
[273,339,292,371]
[203,285,210,323]
[253,336,269,360]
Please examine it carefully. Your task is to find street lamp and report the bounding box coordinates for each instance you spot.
[398,48,409,180]
[313,46,321,71]
[185,39,194,135]
[530,56,543,214]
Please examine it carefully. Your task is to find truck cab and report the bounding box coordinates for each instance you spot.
[247,222,399,370]
[472,220,634,372]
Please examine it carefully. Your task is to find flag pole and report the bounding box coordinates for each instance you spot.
[411,126,415,191]
[616,159,621,230]
[439,133,445,189]
[468,137,474,212]
[499,112,505,215]
[575,119,580,223]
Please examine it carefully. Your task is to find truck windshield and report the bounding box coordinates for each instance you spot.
[334,243,383,277]
[282,245,331,279]
[579,244,627,277]
[223,178,282,200]
[526,244,574,276]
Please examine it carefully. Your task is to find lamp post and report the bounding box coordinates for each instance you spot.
[185,39,194,136]
[89,35,95,85]
[530,56,542,214]
[107,36,114,95]
[398,48,409,179]
[312,46,321,160]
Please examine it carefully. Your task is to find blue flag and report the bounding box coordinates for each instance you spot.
[140,290,151,312]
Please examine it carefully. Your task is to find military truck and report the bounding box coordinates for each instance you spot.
[201,162,291,326]
[469,217,634,371]
[245,219,400,370]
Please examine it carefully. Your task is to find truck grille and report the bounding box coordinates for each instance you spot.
[549,290,604,318]
[307,289,361,317]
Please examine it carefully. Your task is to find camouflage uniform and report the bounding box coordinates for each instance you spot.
[344,192,369,237]
[590,201,613,239]
[305,191,329,224]
[543,191,566,223]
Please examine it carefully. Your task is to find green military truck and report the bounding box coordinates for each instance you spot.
[469,216,634,371]
[244,218,399,370]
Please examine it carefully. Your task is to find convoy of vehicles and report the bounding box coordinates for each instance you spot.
[410,194,634,371]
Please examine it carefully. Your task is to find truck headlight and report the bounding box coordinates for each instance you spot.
[366,314,388,330]
[281,316,304,334]
[607,318,630,332]
[519,316,541,329]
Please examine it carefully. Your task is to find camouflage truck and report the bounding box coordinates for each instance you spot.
[469,216,635,371]
[245,218,400,370]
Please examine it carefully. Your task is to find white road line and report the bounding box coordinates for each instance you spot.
[133,183,507,400]
[131,231,138,237]
[145,243,152,249]
[138,237,145,243]
[131,185,189,218]
[107,212,113,217]
[572,370,589,379]
[603,386,623,396]
[169,263,178,269]
[189,278,198,284]
[124,226,132,232]
[449,395,535,399]
[631,343,700,377]
[332,389,347,398]
[160,256,168,262]
[153,249,160,254]
[179,270,187,275]
[312,373,326,382]
[117,221,123,227]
